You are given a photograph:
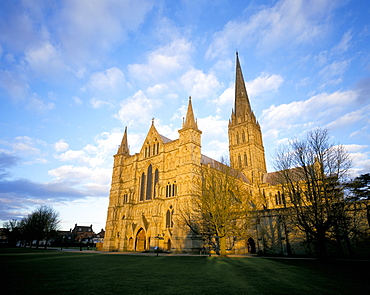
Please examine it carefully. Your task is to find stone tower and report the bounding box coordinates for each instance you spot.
[228,52,267,183]
[178,96,202,168]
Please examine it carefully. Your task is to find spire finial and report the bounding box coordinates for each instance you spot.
[152,118,154,125]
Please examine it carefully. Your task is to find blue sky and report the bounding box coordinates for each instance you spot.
[1,0,369,231]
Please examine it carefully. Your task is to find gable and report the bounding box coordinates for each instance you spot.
[140,124,174,158]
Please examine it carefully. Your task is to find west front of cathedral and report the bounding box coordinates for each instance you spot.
[102,54,311,255]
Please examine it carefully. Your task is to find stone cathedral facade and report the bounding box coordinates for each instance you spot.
[102,54,300,254]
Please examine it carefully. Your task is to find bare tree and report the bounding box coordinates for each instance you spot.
[181,159,251,256]
[3,219,22,247]
[273,128,352,259]
[22,206,61,248]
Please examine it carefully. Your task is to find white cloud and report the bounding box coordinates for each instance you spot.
[72,96,83,105]
[147,84,169,97]
[215,84,234,107]
[86,67,125,93]
[207,0,337,58]
[48,165,111,186]
[180,69,221,99]
[214,73,284,108]
[128,38,193,83]
[115,90,159,126]
[332,30,352,55]
[246,73,284,96]
[26,93,55,113]
[48,165,91,181]
[344,144,368,153]
[54,139,69,153]
[325,105,369,130]
[319,59,351,86]
[25,42,67,77]
[55,150,91,165]
[198,115,228,143]
[12,136,44,155]
[155,122,178,142]
[60,0,154,63]
[201,139,230,162]
[347,148,370,176]
[89,98,113,109]
[0,70,29,101]
[261,90,358,139]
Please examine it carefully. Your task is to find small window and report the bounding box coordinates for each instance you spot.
[166,208,174,228]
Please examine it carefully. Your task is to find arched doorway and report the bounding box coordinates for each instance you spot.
[166,239,171,252]
[135,228,146,251]
[248,237,256,254]
[128,237,133,250]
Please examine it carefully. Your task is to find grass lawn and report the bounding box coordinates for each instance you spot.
[1,248,369,295]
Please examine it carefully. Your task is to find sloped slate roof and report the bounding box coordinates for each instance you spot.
[201,154,250,184]
[159,134,172,143]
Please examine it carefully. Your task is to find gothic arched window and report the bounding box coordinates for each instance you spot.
[154,169,159,198]
[166,207,174,228]
[244,153,248,166]
[140,172,145,201]
[146,165,152,200]
[166,210,171,228]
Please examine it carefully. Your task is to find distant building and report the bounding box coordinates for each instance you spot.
[71,224,94,244]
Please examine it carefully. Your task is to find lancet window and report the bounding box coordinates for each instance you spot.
[140,166,159,201]
[166,206,174,228]
[123,193,129,204]
[166,181,177,198]
[146,164,153,200]
[140,172,145,201]
[154,169,159,198]
[152,141,160,156]
[275,191,285,205]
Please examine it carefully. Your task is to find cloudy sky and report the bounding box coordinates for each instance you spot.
[1,0,369,231]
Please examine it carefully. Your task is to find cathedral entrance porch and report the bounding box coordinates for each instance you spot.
[135,228,146,251]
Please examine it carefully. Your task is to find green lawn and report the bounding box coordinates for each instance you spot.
[1,248,369,295]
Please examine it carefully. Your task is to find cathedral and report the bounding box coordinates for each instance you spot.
[102,53,286,254]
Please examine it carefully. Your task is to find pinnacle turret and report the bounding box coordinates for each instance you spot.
[117,127,129,155]
[182,96,198,130]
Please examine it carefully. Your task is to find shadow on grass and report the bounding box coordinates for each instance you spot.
[1,249,369,294]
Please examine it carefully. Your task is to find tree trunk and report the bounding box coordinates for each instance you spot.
[315,231,328,260]
[220,236,227,256]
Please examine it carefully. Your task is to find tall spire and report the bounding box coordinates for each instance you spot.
[235,52,252,119]
[117,127,129,155]
[182,96,198,129]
